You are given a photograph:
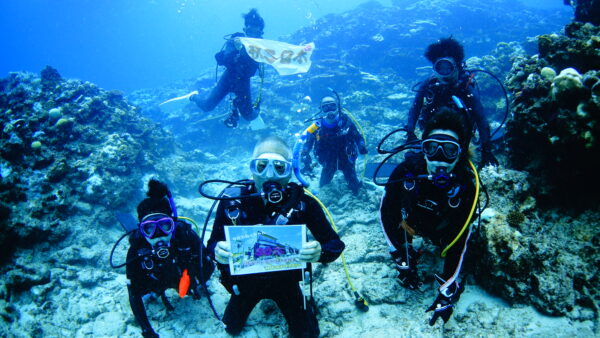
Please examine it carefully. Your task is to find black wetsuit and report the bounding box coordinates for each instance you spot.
[207,183,345,338]
[193,32,260,121]
[126,220,214,337]
[379,153,475,293]
[407,73,491,149]
[302,114,367,194]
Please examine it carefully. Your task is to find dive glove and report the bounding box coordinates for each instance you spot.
[224,114,239,128]
[358,144,368,155]
[214,241,232,265]
[480,145,498,167]
[391,247,422,290]
[301,153,313,175]
[142,329,159,338]
[426,281,464,326]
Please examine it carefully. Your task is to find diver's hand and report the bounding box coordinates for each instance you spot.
[234,37,243,50]
[299,241,321,262]
[215,241,232,265]
[358,144,368,155]
[396,264,421,290]
[391,248,422,290]
[301,154,313,175]
[481,146,499,168]
[142,328,159,338]
[426,283,464,326]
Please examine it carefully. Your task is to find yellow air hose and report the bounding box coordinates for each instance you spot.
[303,188,369,311]
[343,109,368,180]
[441,160,480,257]
[178,216,201,235]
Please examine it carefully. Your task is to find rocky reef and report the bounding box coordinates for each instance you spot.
[287,0,568,89]
[568,0,600,26]
[0,66,177,325]
[504,21,600,207]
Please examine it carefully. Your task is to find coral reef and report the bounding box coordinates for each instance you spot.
[474,167,599,319]
[0,67,174,261]
[505,22,600,207]
[566,0,600,26]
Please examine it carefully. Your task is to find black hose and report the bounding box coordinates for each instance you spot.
[198,178,254,322]
[109,229,142,269]
[467,68,510,140]
[199,191,224,322]
[198,179,256,201]
[376,127,421,154]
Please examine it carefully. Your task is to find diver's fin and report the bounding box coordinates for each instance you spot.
[249,115,266,130]
[159,90,199,113]
[365,162,398,178]
[116,211,138,232]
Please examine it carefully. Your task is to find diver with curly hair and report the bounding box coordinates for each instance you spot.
[406,37,498,167]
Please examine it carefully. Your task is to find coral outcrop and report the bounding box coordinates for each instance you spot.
[0,67,174,261]
[474,167,599,318]
[505,22,600,207]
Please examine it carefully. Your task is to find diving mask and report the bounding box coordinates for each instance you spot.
[423,130,461,175]
[140,213,175,239]
[321,101,338,113]
[422,137,461,160]
[250,157,292,179]
[433,57,457,77]
[244,25,264,38]
[251,153,292,191]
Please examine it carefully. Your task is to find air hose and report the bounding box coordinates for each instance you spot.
[441,160,479,257]
[302,188,369,312]
[343,108,368,181]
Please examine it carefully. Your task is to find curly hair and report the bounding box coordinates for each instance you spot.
[424,37,465,65]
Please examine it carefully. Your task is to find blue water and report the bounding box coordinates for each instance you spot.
[0,0,571,92]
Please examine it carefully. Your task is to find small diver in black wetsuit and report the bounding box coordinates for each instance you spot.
[301,96,367,194]
[125,179,214,338]
[380,107,479,326]
[190,8,265,128]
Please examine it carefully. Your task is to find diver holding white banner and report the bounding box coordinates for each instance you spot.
[188,9,266,129]
[182,8,314,130]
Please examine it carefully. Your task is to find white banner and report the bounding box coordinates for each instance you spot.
[240,37,315,76]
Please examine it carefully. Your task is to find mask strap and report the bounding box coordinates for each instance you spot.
[166,190,178,219]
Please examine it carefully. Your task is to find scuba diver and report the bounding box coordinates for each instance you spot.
[125,179,214,338]
[190,8,265,128]
[207,136,345,337]
[379,107,478,326]
[301,96,367,194]
[406,37,498,167]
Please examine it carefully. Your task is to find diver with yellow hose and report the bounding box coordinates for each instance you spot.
[300,92,367,195]
[199,136,344,337]
[378,106,480,326]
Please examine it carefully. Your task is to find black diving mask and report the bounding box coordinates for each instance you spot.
[321,102,338,113]
[433,58,457,77]
[422,135,461,161]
